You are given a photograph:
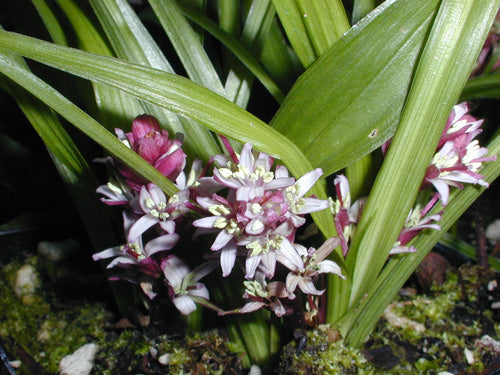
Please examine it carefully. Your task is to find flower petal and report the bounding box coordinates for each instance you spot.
[220,243,238,277]
[144,233,179,256]
[173,295,197,315]
[128,215,158,242]
[295,168,323,197]
[161,256,189,287]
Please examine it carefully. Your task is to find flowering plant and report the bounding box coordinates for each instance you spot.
[1,0,500,370]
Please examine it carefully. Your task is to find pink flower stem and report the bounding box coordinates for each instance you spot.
[219,135,239,164]
[422,193,440,217]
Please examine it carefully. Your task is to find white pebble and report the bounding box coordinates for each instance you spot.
[158,353,171,365]
[37,238,80,261]
[491,302,500,309]
[9,360,21,368]
[464,348,474,364]
[486,219,500,244]
[488,279,498,291]
[249,365,262,375]
[59,343,98,375]
[14,265,39,298]
[475,335,500,353]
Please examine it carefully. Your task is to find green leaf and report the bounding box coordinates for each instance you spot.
[260,19,303,91]
[89,0,221,161]
[352,0,376,24]
[148,0,225,96]
[271,0,349,68]
[271,0,440,177]
[31,0,67,45]
[461,72,500,100]
[0,49,178,198]
[346,0,500,308]
[439,232,500,271]
[293,0,350,54]
[0,30,336,238]
[340,132,500,346]
[179,1,285,103]
[0,49,118,251]
[270,1,314,67]
[54,0,144,128]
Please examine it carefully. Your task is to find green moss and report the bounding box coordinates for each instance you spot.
[0,257,112,374]
[278,265,500,374]
[1,256,243,374]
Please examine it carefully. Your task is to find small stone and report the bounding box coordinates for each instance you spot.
[14,264,40,300]
[59,343,98,375]
[363,345,400,370]
[415,252,450,289]
[398,287,417,297]
[486,219,500,244]
[383,305,426,333]
[464,348,474,364]
[249,365,262,375]
[158,353,171,365]
[149,347,158,358]
[491,301,500,309]
[488,279,498,291]
[37,238,80,261]
[475,335,500,353]
[9,360,21,368]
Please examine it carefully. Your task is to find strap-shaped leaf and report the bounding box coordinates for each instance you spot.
[461,72,500,100]
[271,0,349,68]
[54,0,144,128]
[148,0,225,97]
[0,50,179,198]
[346,0,500,308]
[178,0,285,104]
[352,0,377,24]
[271,0,440,177]
[0,30,336,238]
[340,134,500,347]
[0,49,115,250]
[89,0,221,160]
[31,0,67,45]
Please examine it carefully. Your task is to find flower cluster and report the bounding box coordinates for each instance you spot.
[92,102,494,320]
[93,115,343,318]
[115,115,186,190]
[422,102,496,206]
[329,174,442,257]
[365,102,494,257]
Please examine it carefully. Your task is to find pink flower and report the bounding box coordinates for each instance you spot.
[276,237,344,297]
[390,204,442,255]
[220,271,293,317]
[213,143,295,201]
[92,212,179,277]
[161,256,217,315]
[116,115,186,189]
[128,183,190,242]
[193,145,330,278]
[96,179,134,206]
[437,102,484,149]
[331,175,365,257]
[422,104,496,206]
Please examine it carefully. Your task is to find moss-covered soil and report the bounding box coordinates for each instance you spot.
[2,251,500,374]
[0,256,244,375]
[277,264,500,375]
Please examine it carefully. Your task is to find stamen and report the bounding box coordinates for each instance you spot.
[107,182,122,195]
[213,217,227,229]
[145,198,155,209]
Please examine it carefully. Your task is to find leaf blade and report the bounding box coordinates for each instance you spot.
[271,0,440,176]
